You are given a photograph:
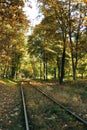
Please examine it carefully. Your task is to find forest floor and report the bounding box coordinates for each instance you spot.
[30,79,87,122]
[0,78,87,129]
[23,79,87,130]
[0,79,25,130]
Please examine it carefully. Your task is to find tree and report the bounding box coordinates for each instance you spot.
[0,0,29,78]
[33,0,87,82]
[67,0,87,80]
[36,0,69,83]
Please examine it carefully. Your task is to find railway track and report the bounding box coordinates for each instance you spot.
[20,85,30,130]
[20,81,87,129]
[34,86,87,125]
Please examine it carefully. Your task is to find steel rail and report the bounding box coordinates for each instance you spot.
[20,85,30,130]
[34,86,87,126]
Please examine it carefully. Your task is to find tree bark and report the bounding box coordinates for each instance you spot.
[40,60,42,80]
[60,45,66,84]
[46,60,48,80]
[54,67,56,79]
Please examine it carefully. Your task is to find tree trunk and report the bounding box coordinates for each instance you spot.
[57,42,66,84]
[40,60,42,80]
[68,0,81,80]
[11,57,16,79]
[54,68,56,79]
[46,60,48,80]
[60,45,66,84]
[11,66,16,79]
[57,57,61,84]
[43,60,46,80]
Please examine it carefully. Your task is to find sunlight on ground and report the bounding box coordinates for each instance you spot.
[0,79,7,85]
[0,79,17,87]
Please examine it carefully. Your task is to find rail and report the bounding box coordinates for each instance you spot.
[20,85,30,130]
[34,86,87,126]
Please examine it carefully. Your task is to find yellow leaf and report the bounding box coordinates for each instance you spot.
[83,0,87,4]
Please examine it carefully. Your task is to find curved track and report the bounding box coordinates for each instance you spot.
[33,86,87,126]
[20,81,87,129]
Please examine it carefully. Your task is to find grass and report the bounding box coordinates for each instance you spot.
[0,78,87,129]
[30,79,87,120]
[0,78,17,87]
[23,82,86,130]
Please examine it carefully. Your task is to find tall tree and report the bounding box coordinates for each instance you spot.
[0,0,29,78]
[37,0,68,83]
[27,0,87,82]
[67,0,86,80]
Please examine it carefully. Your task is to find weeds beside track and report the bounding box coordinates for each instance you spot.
[21,81,87,130]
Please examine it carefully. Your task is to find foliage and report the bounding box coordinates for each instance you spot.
[0,0,29,78]
[27,0,87,82]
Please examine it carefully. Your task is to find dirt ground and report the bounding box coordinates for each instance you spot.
[0,79,25,130]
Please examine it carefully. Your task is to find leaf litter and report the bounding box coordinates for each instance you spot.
[0,80,25,130]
